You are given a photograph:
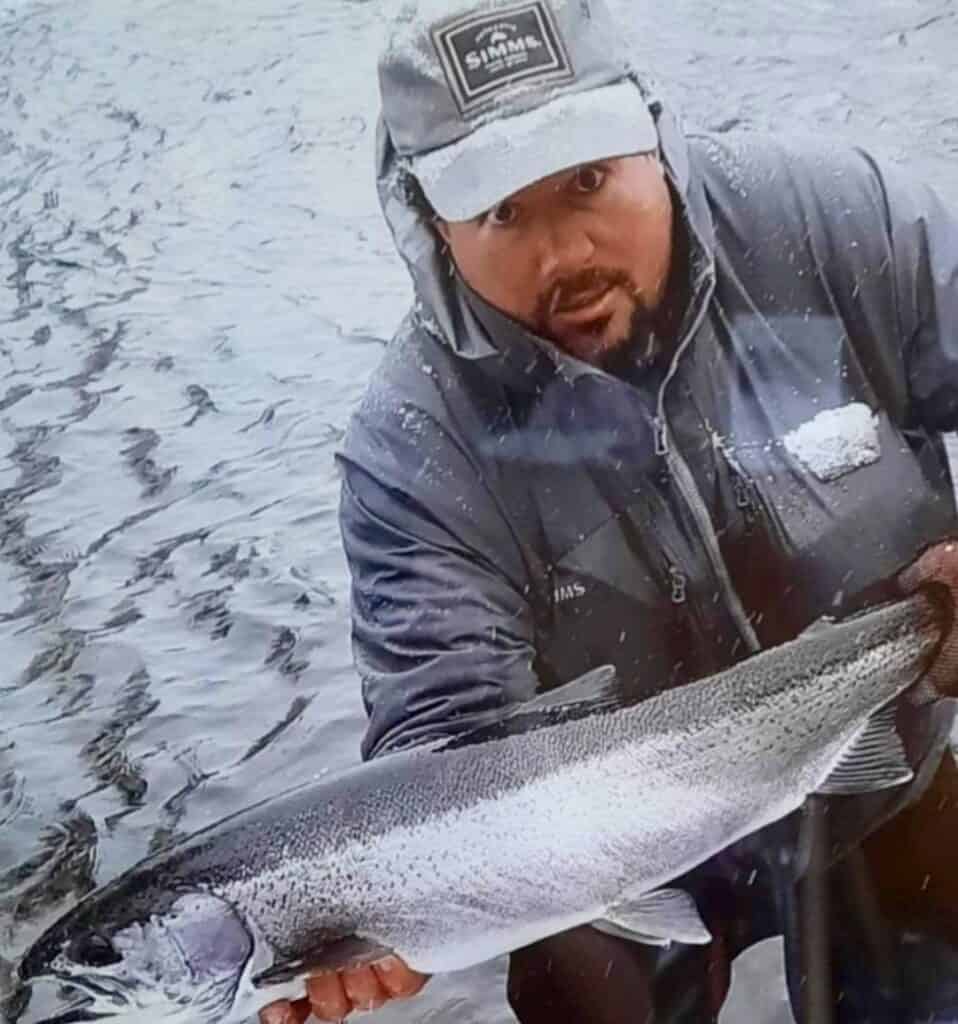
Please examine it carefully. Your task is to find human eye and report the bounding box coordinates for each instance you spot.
[572,164,607,193]
[481,200,518,227]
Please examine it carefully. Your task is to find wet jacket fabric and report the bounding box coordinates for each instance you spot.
[340,98,958,767]
[338,94,958,1017]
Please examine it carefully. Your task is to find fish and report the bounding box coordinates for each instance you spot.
[15,590,947,1024]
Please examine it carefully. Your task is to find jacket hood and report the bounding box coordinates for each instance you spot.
[374,83,715,385]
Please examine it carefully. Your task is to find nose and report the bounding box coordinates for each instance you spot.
[532,214,595,283]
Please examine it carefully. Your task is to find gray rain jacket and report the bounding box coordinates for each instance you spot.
[338,96,958,827]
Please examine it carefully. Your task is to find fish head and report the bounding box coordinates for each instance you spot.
[17,890,253,1024]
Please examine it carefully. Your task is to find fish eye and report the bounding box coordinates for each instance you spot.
[68,932,121,968]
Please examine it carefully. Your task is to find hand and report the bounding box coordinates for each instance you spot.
[258,957,429,1023]
[898,538,958,696]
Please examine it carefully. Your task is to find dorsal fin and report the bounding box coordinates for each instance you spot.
[510,665,619,715]
[431,665,620,752]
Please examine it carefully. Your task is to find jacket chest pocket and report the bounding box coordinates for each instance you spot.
[726,403,957,619]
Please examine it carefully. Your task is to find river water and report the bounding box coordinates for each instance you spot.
[1,1,956,1022]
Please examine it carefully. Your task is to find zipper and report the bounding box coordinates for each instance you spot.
[736,479,760,532]
[549,226,760,653]
[668,566,688,604]
[733,474,752,510]
[718,435,760,528]
[654,292,761,656]
[654,418,669,456]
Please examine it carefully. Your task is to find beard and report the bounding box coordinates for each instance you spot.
[533,267,660,368]
[596,311,663,373]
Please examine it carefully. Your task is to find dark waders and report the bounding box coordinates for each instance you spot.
[800,797,835,1024]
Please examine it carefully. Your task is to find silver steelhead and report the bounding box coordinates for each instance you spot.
[15,592,945,1024]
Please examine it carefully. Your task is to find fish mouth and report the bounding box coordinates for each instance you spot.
[18,973,130,1024]
[21,988,112,1024]
[38,1007,114,1024]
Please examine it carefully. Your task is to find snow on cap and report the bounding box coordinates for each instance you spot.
[379,0,658,221]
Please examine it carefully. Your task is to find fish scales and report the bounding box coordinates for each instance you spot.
[16,592,944,1024]
[174,594,937,966]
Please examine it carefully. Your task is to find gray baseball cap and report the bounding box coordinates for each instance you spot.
[379,0,658,221]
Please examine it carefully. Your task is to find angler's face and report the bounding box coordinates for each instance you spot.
[17,893,252,1024]
[435,154,674,367]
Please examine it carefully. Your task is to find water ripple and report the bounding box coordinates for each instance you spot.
[1,2,956,1023]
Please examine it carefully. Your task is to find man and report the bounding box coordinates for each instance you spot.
[263,0,958,1020]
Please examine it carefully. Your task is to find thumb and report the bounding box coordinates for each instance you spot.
[897,540,958,696]
[898,541,958,595]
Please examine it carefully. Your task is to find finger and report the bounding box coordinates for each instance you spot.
[898,541,958,695]
[259,1001,293,1024]
[306,972,352,1022]
[286,999,312,1024]
[341,965,388,1012]
[899,541,958,593]
[259,1000,309,1024]
[898,551,932,593]
[372,956,429,999]
[929,634,958,694]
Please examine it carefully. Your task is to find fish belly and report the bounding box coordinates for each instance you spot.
[340,746,786,973]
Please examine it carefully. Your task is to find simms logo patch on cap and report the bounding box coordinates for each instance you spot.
[432,1,573,115]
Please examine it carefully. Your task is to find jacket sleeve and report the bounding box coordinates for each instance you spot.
[338,409,539,761]
[871,155,958,432]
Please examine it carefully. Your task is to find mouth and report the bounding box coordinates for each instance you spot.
[38,1007,113,1024]
[17,974,128,1024]
[550,286,617,329]
[26,989,112,1024]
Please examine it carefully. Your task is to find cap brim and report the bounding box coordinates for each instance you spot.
[411,80,658,222]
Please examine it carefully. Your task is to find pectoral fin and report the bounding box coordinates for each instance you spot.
[815,704,913,796]
[252,936,391,988]
[593,887,711,948]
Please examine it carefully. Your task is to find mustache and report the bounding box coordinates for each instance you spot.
[535,268,637,328]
